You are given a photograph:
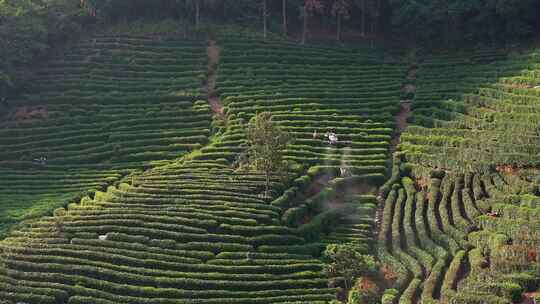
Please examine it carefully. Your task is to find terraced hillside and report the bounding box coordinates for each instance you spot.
[2,29,538,304]
[0,35,403,303]
[401,49,540,173]
[0,158,342,304]
[0,37,211,236]
[214,39,404,175]
[378,49,540,303]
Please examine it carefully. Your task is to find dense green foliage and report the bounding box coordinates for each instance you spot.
[2,0,540,97]
[0,0,91,97]
[323,243,378,289]
[401,49,540,173]
[88,0,540,42]
[378,164,539,303]
[80,0,540,44]
[390,0,540,43]
[241,112,291,196]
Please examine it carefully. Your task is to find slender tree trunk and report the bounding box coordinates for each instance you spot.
[361,0,366,36]
[371,7,375,35]
[263,0,267,41]
[370,4,375,48]
[195,0,200,29]
[301,5,307,44]
[336,14,342,41]
[375,0,381,35]
[282,0,287,35]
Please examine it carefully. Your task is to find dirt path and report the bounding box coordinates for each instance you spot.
[388,65,416,154]
[522,292,539,304]
[206,40,224,117]
[375,64,417,240]
[389,101,412,153]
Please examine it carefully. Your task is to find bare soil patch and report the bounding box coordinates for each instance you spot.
[208,96,224,116]
[9,105,49,122]
[389,101,412,153]
[403,84,416,94]
[206,39,224,118]
[496,164,521,176]
[416,176,429,191]
[521,292,540,304]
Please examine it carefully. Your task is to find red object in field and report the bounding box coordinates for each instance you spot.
[527,248,537,263]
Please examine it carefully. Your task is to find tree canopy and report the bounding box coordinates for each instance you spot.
[0,0,91,98]
[240,112,291,197]
[323,244,379,290]
[77,0,540,44]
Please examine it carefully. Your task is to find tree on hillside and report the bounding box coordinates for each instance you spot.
[332,0,351,41]
[358,0,366,36]
[262,0,268,41]
[195,0,200,28]
[372,0,381,36]
[282,0,287,35]
[322,244,379,290]
[240,112,291,197]
[301,0,324,44]
[0,0,89,93]
[184,0,202,28]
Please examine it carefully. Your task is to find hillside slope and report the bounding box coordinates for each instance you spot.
[0,37,210,237]
[0,34,402,303]
[378,49,540,303]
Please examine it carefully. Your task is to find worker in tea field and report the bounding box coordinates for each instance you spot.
[246,251,253,263]
[324,129,338,145]
[329,133,338,145]
[33,156,47,166]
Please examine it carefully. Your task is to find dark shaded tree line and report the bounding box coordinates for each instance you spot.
[79,0,540,44]
[0,0,92,101]
[389,0,540,45]
[80,0,384,42]
[2,0,540,101]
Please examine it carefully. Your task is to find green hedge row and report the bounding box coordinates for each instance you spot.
[402,177,436,275]
[3,269,335,303]
[437,176,471,249]
[295,209,345,242]
[69,237,215,261]
[398,278,421,304]
[440,250,466,301]
[7,258,327,291]
[414,191,451,259]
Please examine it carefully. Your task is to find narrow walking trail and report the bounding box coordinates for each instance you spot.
[389,101,412,154]
[206,39,224,118]
[375,63,417,236]
[389,64,417,154]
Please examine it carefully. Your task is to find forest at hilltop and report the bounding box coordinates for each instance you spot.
[2,0,540,98]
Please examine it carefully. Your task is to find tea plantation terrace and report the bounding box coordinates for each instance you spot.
[0,158,343,303]
[0,37,212,236]
[379,158,539,303]
[212,39,404,176]
[0,35,400,303]
[401,49,540,172]
[378,48,540,303]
